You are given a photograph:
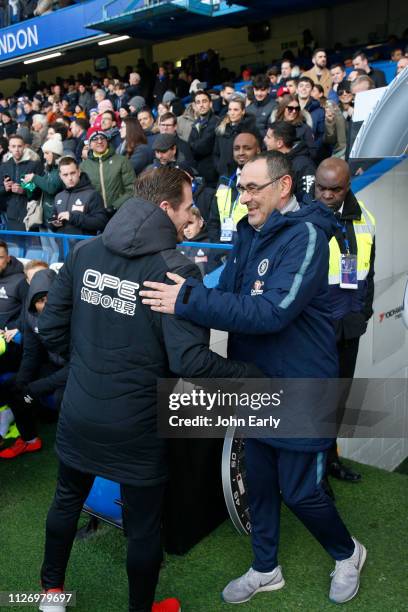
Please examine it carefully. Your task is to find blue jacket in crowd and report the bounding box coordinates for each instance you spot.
[175,199,339,452]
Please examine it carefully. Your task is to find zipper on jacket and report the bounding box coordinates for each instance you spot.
[99,158,107,208]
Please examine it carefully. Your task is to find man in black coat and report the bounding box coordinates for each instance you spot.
[352,51,387,88]
[188,90,220,187]
[49,157,108,236]
[265,121,316,200]
[245,75,277,138]
[0,134,43,230]
[37,166,259,612]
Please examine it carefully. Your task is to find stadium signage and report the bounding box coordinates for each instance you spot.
[0,25,38,56]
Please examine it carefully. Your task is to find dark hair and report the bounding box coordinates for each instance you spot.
[73,118,88,131]
[221,81,235,90]
[281,59,293,67]
[330,63,346,72]
[312,83,325,95]
[135,166,191,210]
[267,66,279,77]
[352,50,367,61]
[313,48,327,57]
[0,136,9,155]
[137,107,153,118]
[159,112,177,125]
[275,95,304,126]
[8,133,24,143]
[252,74,270,89]
[193,89,211,102]
[102,109,116,121]
[233,129,263,149]
[298,76,314,87]
[268,121,297,147]
[49,122,68,140]
[0,239,8,253]
[123,116,147,156]
[59,156,79,169]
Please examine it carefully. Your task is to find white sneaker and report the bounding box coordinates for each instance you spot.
[329,536,367,603]
[39,589,66,612]
[222,565,285,604]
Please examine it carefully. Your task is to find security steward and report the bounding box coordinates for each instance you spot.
[315,157,375,483]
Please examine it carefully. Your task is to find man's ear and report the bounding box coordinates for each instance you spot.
[159,201,170,212]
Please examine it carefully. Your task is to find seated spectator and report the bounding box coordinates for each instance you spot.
[150,134,180,169]
[302,48,332,96]
[22,137,64,227]
[352,51,386,88]
[125,72,144,101]
[118,117,153,176]
[128,96,146,116]
[0,110,17,138]
[137,108,157,147]
[70,118,88,163]
[285,77,298,96]
[264,121,316,199]
[279,60,293,85]
[390,48,403,62]
[246,74,277,137]
[0,269,68,459]
[328,64,347,104]
[297,77,325,159]
[0,239,27,374]
[271,95,315,156]
[214,96,257,178]
[49,156,107,235]
[397,57,408,74]
[78,84,92,114]
[266,66,280,98]
[157,102,171,118]
[80,131,135,213]
[100,109,121,150]
[177,103,196,143]
[158,112,193,164]
[208,130,261,243]
[311,83,326,106]
[180,207,210,277]
[323,101,347,159]
[31,113,48,151]
[188,90,219,187]
[0,134,43,231]
[212,82,235,117]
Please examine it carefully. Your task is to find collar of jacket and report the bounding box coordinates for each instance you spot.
[337,190,361,221]
[88,145,115,161]
[254,95,272,107]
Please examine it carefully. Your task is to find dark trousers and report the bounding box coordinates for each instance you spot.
[245,439,354,572]
[328,337,360,464]
[0,342,22,374]
[41,461,165,612]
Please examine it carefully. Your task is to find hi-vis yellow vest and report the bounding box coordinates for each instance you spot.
[328,202,375,285]
[215,184,248,229]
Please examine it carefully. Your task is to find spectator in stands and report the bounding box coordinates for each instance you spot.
[0,136,8,164]
[128,96,146,115]
[158,112,193,164]
[31,113,48,150]
[391,48,403,62]
[0,134,43,231]
[0,269,68,460]
[125,72,143,101]
[70,118,88,163]
[350,75,375,93]
[338,82,354,120]
[181,207,210,277]
[302,48,332,95]
[118,116,153,175]
[212,82,235,117]
[80,131,135,213]
[284,77,298,96]
[352,51,386,88]
[323,101,347,159]
[297,76,325,158]
[266,66,280,98]
[208,130,261,243]
[0,239,27,374]
[328,64,347,104]
[311,83,326,106]
[100,110,121,150]
[279,60,293,85]
[177,103,196,144]
[49,156,107,235]
[137,108,156,147]
[264,121,316,199]
[214,96,257,179]
[246,74,277,137]
[397,57,408,74]
[112,82,127,112]
[188,90,219,187]
[77,84,92,114]
[0,110,17,138]
[153,66,171,105]
[272,95,315,155]
[151,134,180,169]
[22,137,64,226]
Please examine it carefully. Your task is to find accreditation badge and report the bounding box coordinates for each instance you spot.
[340,254,358,289]
[220,217,234,242]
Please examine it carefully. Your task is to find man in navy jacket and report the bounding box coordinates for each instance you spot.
[141,152,366,606]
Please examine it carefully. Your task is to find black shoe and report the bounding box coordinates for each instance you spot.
[329,460,361,482]
[321,476,336,500]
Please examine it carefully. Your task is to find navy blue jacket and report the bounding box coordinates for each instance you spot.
[175,200,339,452]
[304,98,325,155]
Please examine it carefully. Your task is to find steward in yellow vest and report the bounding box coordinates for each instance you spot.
[315,158,375,484]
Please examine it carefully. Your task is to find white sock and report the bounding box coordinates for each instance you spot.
[26,437,38,444]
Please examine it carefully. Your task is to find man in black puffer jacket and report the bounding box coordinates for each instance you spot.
[246,75,277,138]
[37,166,259,612]
[49,157,108,235]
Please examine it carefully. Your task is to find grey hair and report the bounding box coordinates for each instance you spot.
[246,151,295,195]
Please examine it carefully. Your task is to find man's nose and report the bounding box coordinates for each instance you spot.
[240,190,251,205]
